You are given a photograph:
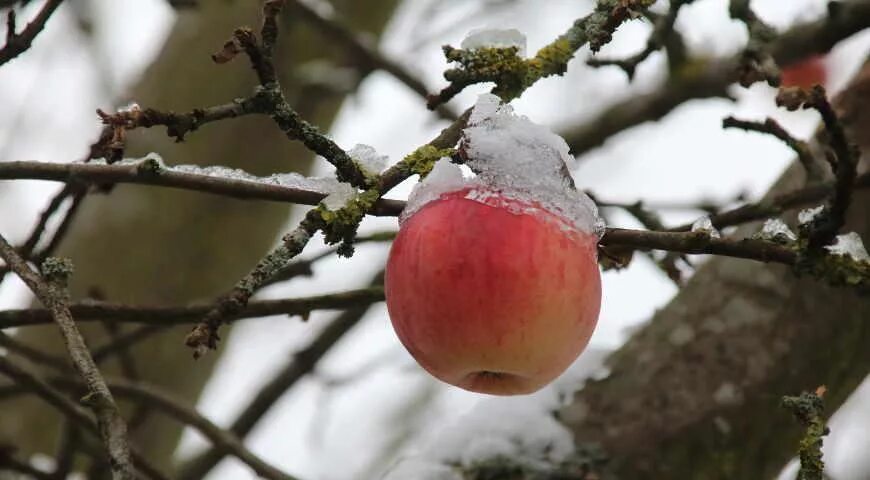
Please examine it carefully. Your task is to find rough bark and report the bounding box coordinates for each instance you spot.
[560,66,870,479]
[2,0,399,472]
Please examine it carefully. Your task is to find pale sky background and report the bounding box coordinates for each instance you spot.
[0,0,869,479]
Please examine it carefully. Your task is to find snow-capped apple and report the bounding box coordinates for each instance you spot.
[385,94,604,395]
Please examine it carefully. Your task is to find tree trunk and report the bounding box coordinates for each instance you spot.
[560,66,870,479]
[3,0,400,472]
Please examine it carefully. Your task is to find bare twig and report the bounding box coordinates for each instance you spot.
[730,0,780,86]
[565,0,870,156]
[0,287,386,329]
[0,234,133,480]
[3,160,868,235]
[50,377,302,480]
[0,0,63,66]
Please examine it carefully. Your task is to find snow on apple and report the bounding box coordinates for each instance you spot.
[386,94,604,396]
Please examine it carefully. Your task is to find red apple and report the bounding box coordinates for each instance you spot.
[385,187,601,395]
[781,55,827,89]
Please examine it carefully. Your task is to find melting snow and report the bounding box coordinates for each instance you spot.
[461,28,527,57]
[401,94,604,238]
[825,232,870,263]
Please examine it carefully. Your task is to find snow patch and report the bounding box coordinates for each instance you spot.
[461,28,527,57]
[825,232,870,263]
[798,205,824,225]
[168,164,355,198]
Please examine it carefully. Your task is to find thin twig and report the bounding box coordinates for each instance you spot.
[0,234,133,480]
[723,116,825,181]
[0,0,63,66]
[776,85,860,249]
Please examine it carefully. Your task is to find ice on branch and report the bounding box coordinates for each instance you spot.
[691,216,721,239]
[402,93,604,236]
[824,232,870,263]
[169,164,355,198]
[461,28,527,57]
[401,158,468,223]
[118,101,140,113]
[755,218,797,243]
[349,144,388,175]
[798,205,824,225]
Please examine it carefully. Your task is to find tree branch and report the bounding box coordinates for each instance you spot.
[0,235,134,480]
[0,0,63,66]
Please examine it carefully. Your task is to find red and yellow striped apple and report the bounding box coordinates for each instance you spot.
[385,187,601,395]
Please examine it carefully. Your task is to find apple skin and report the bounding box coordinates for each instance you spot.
[781,55,827,89]
[385,188,601,395]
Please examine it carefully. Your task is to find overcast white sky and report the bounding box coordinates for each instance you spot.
[1,1,869,479]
